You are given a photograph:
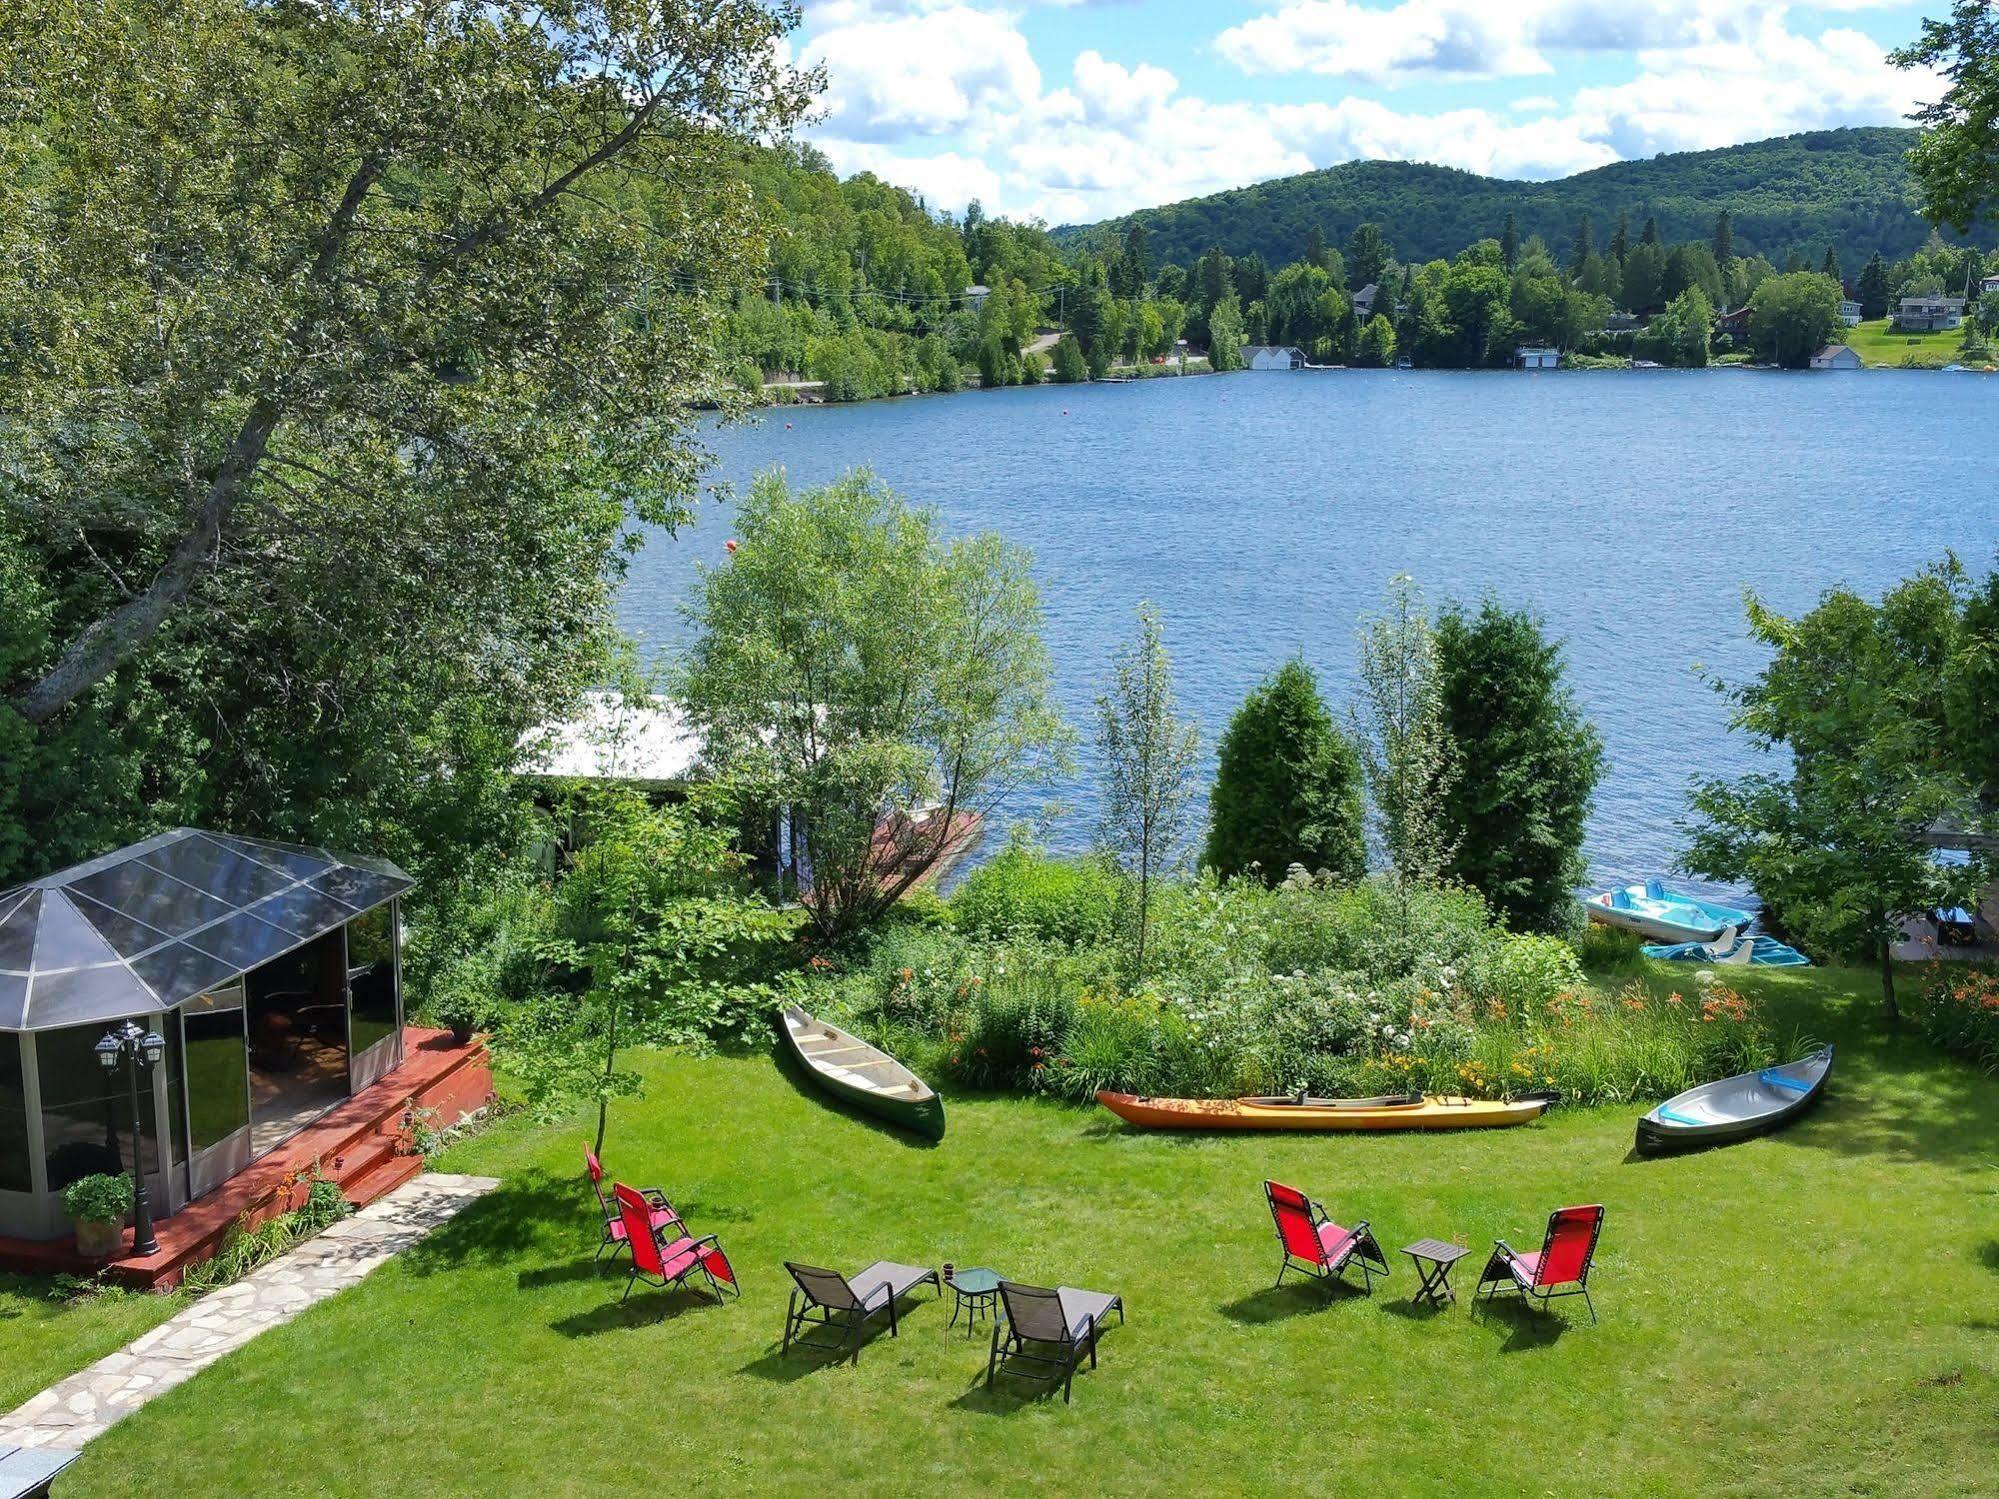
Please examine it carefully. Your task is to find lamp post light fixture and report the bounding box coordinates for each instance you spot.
[95,1020,166,1257]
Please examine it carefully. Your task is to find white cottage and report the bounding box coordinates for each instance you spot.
[1512,346,1559,370]
[1809,344,1863,371]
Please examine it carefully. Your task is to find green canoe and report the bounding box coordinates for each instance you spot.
[779,1004,946,1141]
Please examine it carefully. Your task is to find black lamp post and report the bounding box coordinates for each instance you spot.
[95,1020,165,1257]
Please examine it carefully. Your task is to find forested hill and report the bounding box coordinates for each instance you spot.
[1063,128,1992,270]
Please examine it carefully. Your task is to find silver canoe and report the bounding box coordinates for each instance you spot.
[1635,1046,1832,1153]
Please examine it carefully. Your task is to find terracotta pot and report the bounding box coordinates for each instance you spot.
[74,1219,124,1261]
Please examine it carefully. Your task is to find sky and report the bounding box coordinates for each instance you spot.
[787,0,1946,224]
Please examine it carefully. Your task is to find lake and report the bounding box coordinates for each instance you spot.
[619,369,1999,895]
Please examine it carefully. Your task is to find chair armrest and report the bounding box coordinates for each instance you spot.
[1071,1311,1095,1346]
[1491,1239,1517,1262]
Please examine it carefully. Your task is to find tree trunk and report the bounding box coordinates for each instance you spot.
[594,984,620,1158]
[1878,935,1898,1025]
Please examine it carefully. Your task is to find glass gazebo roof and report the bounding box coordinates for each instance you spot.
[0,829,412,1032]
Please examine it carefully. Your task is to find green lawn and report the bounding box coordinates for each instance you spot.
[0,1275,179,1415]
[1843,317,1977,369]
[30,962,1999,1497]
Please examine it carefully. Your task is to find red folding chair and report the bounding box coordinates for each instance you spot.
[1476,1204,1603,1323]
[585,1147,680,1261]
[1264,1180,1388,1295]
[612,1183,739,1314]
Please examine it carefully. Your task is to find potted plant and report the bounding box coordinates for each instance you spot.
[63,1173,132,1260]
[437,998,480,1046]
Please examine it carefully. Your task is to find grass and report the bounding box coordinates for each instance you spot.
[0,1275,179,1414]
[23,960,1999,1496]
[1842,317,1981,369]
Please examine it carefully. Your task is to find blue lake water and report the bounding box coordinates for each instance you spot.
[619,369,1999,895]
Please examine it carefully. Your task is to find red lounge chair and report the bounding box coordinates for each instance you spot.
[1264,1179,1388,1294]
[1475,1204,1604,1323]
[612,1183,739,1313]
[586,1147,679,1261]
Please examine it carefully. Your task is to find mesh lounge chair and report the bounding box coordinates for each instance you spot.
[780,1260,941,1362]
[1475,1204,1604,1323]
[586,1147,679,1261]
[987,1280,1123,1403]
[1264,1180,1388,1294]
[612,1183,738,1314]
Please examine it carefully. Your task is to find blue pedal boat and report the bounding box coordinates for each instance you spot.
[1585,879,1754,944]
[1640,933,1811,967]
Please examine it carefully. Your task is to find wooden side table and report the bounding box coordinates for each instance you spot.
[1400,1239,1471,1308]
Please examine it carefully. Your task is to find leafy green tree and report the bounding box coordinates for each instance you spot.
[1435,603,1604,933]
[1353,575,1457,915]
[1500,211,1519,270]
[1640,215,1661,246]
[1097,604,1200,978]
[1684,567,1985,1020]
[1636,285,1715,367]
[1713,209,1733,266]
[1749,272,1843,367]
[1442,242,1513,364]
[1948,561,1999,795]
[1569,213,1594,270]
[1895,3,1999,232]
[1207,293,1247,370]
[1121,220,1151,294]
[1050,333,1089,383]
[0,0,811,886]
[1620,241,1666,312]
[681,470,1069,939]
[1345,222,1392,289]
[509,789,798,1153]
[1355,314,1398,367]
[1857,251,1892,318]
[1305,225,1332,271]
[1203,660,1365,886]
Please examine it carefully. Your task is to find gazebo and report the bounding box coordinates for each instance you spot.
[0,829,412,1241]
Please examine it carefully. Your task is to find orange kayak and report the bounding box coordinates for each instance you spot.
[1094,1090,1554,1132]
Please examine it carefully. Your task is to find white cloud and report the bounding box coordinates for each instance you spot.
[806,4,1040,140]
[1212,0,1906,85]
[792,0,1936,223]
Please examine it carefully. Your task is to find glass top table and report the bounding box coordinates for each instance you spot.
[947,1266,1003,1334]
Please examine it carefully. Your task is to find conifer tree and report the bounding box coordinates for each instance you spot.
[1204,660,1365,885]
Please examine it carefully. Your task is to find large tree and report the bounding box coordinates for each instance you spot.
[0,0,812,882]
[1683,566,1986,1020]
[1895,2,1999,233]
[1203,660,1365,886]
[1435,602,1604,934]
[680,470,1069,940]
[1748,272,1844,367]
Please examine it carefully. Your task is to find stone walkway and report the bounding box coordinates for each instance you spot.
[0,1173,498,1453]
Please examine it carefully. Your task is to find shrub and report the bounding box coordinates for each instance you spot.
[950,843,1120,945]
[1434,600,1603,934]
[61,1173,130,1226]
[1911,963,1999,1071]
[1202,659,1365,886]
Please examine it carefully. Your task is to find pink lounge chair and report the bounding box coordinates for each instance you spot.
[612,1183,738,1314]
[586,1147,679,1261]
[1475,1204,1604,1323]
[1264,1180,1388,1294]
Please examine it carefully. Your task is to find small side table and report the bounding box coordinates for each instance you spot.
[947,1267,1003,1336]
[1401,1239,1470,1309]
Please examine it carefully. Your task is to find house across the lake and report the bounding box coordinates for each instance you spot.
[1350,282,1379,321]
[1893,294,1965,332]
[1810,344,1863,371]
[0,829,490,1282]
[1246,345,1306,370]
[1512,346,1559,370]
[1839,299,1862,327]
[1715,306,1752,343]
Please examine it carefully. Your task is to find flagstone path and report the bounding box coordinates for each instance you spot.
[0,1173,497,1453]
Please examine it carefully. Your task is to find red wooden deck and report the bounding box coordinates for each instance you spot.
[0,1028,493,1290]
